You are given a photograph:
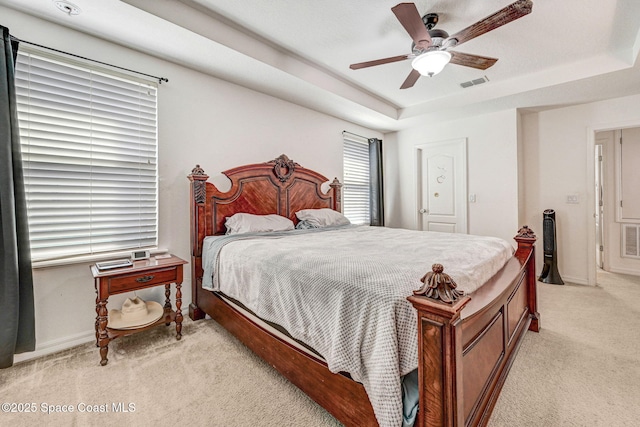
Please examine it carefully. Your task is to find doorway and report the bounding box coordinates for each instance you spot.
[590,127,640,282]
[415,139,468,233]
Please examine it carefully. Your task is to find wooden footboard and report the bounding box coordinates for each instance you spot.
[187,157,539,427]
[408,226,538,426]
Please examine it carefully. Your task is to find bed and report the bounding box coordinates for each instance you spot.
[187,154,539,427]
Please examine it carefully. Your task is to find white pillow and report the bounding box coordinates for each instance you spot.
[225,213,294,234]
[295,208,350,228]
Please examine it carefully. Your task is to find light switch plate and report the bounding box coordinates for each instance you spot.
[566,194,579,204]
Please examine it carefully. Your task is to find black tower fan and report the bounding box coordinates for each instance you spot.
[539,209,564,285]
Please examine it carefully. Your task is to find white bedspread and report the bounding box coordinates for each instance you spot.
[202,226,513,427]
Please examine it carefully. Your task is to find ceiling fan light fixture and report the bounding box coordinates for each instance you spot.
[411,50,451,77]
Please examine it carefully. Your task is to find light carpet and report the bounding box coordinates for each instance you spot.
[490,270,640,426]
[1,271,639,426]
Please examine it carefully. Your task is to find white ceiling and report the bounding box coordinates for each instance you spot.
[2,0,640,132]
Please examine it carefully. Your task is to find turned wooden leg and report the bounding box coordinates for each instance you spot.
[175,283,183,340]
[97,298,110,366]
[95,290,100,347]
[164,283,172,326]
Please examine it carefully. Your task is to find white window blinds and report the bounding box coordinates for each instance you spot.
[343,133,370,225]
[14,50,158,262]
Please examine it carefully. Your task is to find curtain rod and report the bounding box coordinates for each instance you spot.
[342,130,370,140]
[10,36,168,84]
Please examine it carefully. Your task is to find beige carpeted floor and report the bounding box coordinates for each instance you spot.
[1,271,639,427]
[490,271,640,426]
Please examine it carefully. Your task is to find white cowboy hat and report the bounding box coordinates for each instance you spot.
[108,297,164,330]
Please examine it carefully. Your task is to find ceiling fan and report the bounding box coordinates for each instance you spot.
[350,0,533,89]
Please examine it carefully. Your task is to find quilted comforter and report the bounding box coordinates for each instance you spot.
[202,225,513,427]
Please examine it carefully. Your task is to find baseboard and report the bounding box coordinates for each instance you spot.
[13,330,95,364]
[558,275,589,286]
[605,266,640,277]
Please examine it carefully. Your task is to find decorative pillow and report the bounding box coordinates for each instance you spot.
[295,208,350,228]
[295,220,318,230]
[225,213,294,234]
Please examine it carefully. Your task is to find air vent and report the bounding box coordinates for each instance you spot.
[623,223,640,258]
[460,76,489,89]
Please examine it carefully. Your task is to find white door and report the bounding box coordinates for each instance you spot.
[618,127,640,221]
[416,139,467,233]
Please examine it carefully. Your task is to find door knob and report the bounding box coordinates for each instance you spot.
[419,208,428,214]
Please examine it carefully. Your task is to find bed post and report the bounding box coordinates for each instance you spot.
[514,225,539,332]
[329,177,342,213]
[188,165,209,320]
[408,264,471,427]
[408,227,539,427]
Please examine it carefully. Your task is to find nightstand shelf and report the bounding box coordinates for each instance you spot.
[105,309,177,341]
[91,254,188,366]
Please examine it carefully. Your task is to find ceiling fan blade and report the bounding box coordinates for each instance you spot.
[350,54,412,70]
[400,69,421,89]
[449,51,498,70]
[447,0,533,47]
[391,3,432,50]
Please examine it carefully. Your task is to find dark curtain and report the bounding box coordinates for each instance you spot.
[368,138,384,226]
[0,25,35,369]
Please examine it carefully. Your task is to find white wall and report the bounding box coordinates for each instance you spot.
[385,109,520,244]
[4,8,382,362]
[521,94,640,285]
[387,95,640,287]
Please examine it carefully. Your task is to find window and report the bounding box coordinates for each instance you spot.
[343,133,370,225]
[14,49,158,262]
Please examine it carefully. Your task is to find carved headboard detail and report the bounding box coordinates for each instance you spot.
[269,154,299,182]
[188,155,342,259]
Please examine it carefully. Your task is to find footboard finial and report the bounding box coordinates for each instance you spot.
[414,263,464,303]
[514,225,537,263]
[516,225,536,239]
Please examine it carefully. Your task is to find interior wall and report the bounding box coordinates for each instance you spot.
[387,109,520,244]
[517,113,527,228]
[521,94,640,285]
[4,7,382,362]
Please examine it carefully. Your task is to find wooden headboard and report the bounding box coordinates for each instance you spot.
[187,154,342,316]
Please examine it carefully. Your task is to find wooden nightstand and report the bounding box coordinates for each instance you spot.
[90,254,188,366]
